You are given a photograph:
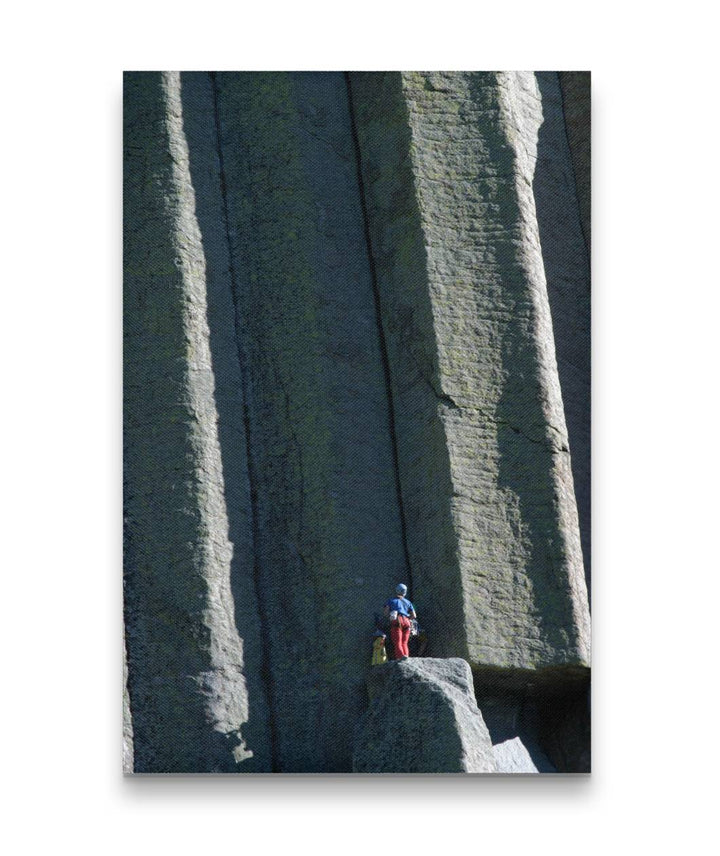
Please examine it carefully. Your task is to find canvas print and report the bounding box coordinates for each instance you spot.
[123,71,591,774]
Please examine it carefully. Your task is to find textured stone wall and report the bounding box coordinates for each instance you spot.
[124,70,591,772]
[558,72,591,256]
[124,71,271,771]
[209,71,408,771]
[122,639,133,773]
[354,659,496,773]
[535,72,591,590]
[348,72,590,677]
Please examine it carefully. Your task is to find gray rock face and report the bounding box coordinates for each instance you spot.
[124,71,591,773]
[492,737,539,773]
[209,72,408,772]
[353,658,496,773]
[122,638,133,773]
[534,72,591,591]
[125,71,410,772]
[124,71,272,772]
[558,72,591,257]
[348,72,591,674]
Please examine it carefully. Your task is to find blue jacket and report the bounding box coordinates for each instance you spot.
[386,596,415,617]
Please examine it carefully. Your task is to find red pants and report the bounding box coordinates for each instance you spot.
[390,616,411,659]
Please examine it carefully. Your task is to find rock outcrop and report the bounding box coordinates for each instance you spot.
[124,71,591,773]
[353,658,496,773]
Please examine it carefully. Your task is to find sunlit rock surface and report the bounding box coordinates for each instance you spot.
[354,658,496,773]
[124,71,591,773]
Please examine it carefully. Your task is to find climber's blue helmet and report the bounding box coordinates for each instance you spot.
[396,583,408,596]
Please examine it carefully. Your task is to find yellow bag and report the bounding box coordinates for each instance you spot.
[371,636,387,666]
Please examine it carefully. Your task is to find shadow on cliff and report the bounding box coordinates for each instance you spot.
[463,74,591,771]
[533,71,591,598]
[457,75,587,671]
[477,683,591,773]
[180,71,274,772]
[124,71,265,771]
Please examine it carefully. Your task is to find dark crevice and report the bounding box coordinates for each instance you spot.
[208,71,279,772]
[345,72,414,595]
[556,72,591,267]
[538,72,591,595]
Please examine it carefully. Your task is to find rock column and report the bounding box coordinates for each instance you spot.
[123,71,272,771]
[348,72,591,677]
[211,72,408,771]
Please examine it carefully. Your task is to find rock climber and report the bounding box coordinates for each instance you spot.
[384,583,417,661]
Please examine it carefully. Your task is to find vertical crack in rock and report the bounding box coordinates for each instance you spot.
[495,71,591,663]
[557,75,591,266]
[532,72,591,599]
[557,72,591,260]
[345,72,413,591]
[124,71,266,771]
[349,72,590,677]
[346,72,471,660]
[125,71,591,771]
[208,72,408,771]
[208,71,280,772]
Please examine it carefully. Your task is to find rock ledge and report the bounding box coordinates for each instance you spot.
[353,657,496,773]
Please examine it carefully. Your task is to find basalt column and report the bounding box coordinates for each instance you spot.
[211,72,408,772]
[123,71,272,772]
[348,72,591,681]
[533,71,591,592]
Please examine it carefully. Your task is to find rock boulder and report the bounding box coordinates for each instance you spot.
[492,737,540,774]
[353,658,496,773]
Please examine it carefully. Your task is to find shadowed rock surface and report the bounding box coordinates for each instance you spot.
[477,689,564,773]
[353,659,496,773]
[534,72,591,592]
[124,71,272,772]
[124,70,591,773]
[558,72,591,257]
[208,71,408,772]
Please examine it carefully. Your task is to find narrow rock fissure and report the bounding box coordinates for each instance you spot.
[556,73,591,266]
[208,71,279,772]
[345,72,414,593]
